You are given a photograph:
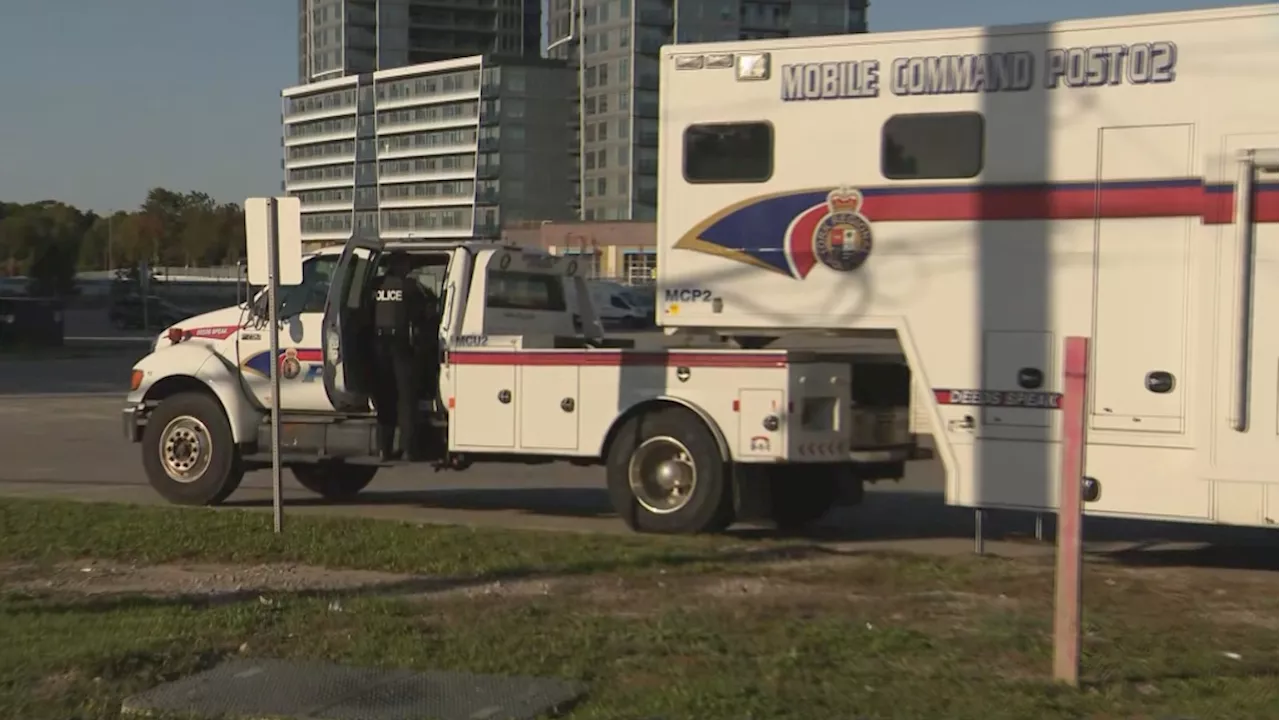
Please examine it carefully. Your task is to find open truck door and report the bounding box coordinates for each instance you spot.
[321,236,384,414]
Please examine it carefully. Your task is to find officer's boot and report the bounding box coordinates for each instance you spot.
[377,426,401,462]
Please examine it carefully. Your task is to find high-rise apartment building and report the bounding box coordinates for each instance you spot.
[298,0,542,84]
[547,0,869,221]
[281,56,578,249]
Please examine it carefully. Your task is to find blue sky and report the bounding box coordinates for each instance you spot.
[0,0,1257,213]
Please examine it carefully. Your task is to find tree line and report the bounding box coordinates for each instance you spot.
[0,188,246,295]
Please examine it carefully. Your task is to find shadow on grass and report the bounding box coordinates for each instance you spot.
[225,486,1280,572]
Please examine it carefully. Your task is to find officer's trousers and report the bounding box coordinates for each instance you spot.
[372,335,418,457]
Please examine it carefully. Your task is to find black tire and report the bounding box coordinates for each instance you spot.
[606,407,734,534]
[141,391,244,506]
[291,463,378,501]
[769,465,843,533]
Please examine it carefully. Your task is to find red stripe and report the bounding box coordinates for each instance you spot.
[448,350,788,368]
[292,349,323,362]
[862,185,1277,224]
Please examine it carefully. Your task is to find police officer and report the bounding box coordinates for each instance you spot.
[371,251,429,461]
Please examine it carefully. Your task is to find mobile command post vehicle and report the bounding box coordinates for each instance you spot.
[656,3,1279,528]
[123,238,874,534]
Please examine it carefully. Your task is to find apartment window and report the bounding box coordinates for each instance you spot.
[379,207,473,230]
[294,188,354,206]
[620,26,630,47]
[585,152,597,170]
[584,65,598,88]
[618,91,630,111]
[881,112,985,180]
[597,149,608,168]
[288,164,355,183]
[584,96,597,115]
[378,154,477,176]
[617,174,629,194]
[598,62,609,85]
[377,128,478,154]
[286,116,357,139]
[598,94,610,113]
[596,177,608,195]
[486,271,567,312]
[585,124,597,142]
[616,146,629,166]
[286,139,356,161]
[618,57,631,79]
[300,212,353,233]
[376,100,479,129]
[683,122,773,184]
[378,180,474,201]
[617,117,629,139]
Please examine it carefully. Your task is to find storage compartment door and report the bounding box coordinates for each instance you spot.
[1090,124,1193,434]
[737,389,784,458]
[518,365,581,451]
[451,356,517,449]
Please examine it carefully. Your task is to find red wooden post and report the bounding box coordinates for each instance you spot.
[1054,336,1089,686]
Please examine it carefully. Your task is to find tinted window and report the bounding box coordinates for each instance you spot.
[881,112,984,180]
[279,256,339,316]
[486,271,567,312]
[683,122,773,183]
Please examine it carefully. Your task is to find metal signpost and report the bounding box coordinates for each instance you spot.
[244,197,303,534]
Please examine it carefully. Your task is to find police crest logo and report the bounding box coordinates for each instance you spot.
[280,348,302,380]
[811,187,873,273]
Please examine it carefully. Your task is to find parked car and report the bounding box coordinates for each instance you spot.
[108,295,192,331]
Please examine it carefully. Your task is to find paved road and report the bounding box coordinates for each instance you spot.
[0,349,1273,566]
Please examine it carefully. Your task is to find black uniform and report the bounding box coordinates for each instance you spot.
[371,265,429,460]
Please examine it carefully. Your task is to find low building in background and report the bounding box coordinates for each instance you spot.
[282,55,578,250]
[503,220,656,284]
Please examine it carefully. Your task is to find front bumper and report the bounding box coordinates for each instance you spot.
[123,405,145,443]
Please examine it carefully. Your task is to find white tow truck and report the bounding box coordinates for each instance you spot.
[124,238,864,533]
[656,3,1278,527]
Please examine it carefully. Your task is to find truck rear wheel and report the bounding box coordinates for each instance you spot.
[606,407,733,534]
[291,463,378,501]
[769,465,843,533]
[141,392,244,506]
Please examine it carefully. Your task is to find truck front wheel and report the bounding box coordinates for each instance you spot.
[141,392,244,506]
[606,407,733,534]
[291,463,378,501]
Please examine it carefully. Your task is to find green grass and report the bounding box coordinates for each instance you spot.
[0,498,1275,720]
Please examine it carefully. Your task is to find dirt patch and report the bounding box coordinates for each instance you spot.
[0,559,411,598]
